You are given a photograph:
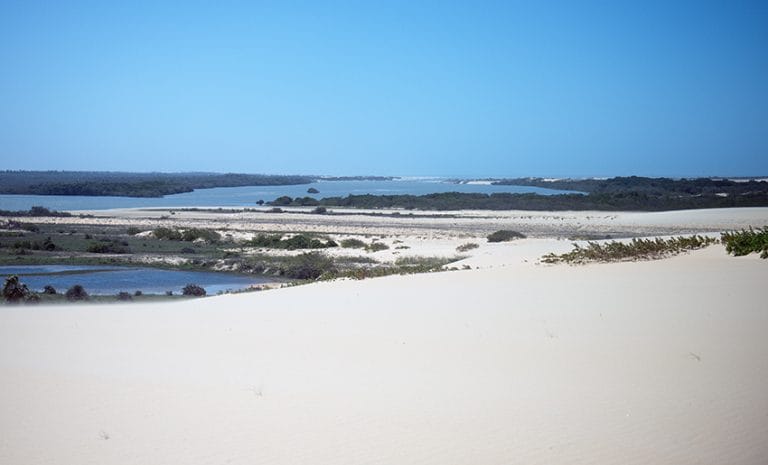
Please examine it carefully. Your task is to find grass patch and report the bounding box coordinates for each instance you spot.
[247,233,338,250]
[721,227,768,258]
[542,235,718,264]
[340,238,367,249]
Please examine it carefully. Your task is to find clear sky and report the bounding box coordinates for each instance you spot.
[1,1,766,177]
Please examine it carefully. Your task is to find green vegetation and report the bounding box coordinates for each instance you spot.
[0,171,313,198]
[3,275,31,303]
[340,238,367,249]
[153,227,220,242]
[721,227,768,258]
[65,284,89,301]
[247,233,338,250]
[0,206,72,217]
[87,239,130,254]
[366,242,389,252]
[542,235,718,264]
[182,284,207,296]
[487,230,526,242]
[456,242,479,252]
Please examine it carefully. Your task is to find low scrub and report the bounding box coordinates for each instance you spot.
[366,242,389,252]
[542,235,718,265]
[87,240,130,254]
[248,234,337,250]
[340,238,367,249]
[281,252,337,280]
[721,227,768,259]
[487,230,526,242]
[153,227,219,242]
[456,242,479,252]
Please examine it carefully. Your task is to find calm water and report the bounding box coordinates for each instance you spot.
[0,179,577,211]
[0,265,272,296]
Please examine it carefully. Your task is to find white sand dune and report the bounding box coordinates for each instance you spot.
[1,241,767,464]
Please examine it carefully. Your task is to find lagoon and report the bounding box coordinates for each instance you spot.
[0,265,273,296]
[0,179,577,211]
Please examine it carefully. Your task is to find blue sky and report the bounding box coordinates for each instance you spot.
[1,1,766,177]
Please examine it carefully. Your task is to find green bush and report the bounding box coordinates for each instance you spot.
[282,252,337,280]
[487,230,526,242]
[721,227,768,258]
[3,275,30,303]
[127,226,141,235]
[340,238,367,249]
[182,284,206,296]
[87,240,130,254]
[366,242,389,252]
[248,234,337,250]
[65,285,89,301]
[456,242,479,252]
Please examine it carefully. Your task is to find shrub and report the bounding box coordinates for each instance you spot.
[182,284,206,296]
[134,290,143,297]
[307,187,320,194]
[117,291,133,301]
[487,230,526,242]
[181,228,220,242]
[340,238,367,249]
[87,241,130,254]
[721,227,768,258]
[3,275,30,303]
[366,242,389,252]
[153,227,182,240]
[282,252,336,280]
[248,234,337,250]
[456,242,479,252]
[42,285,57,295]
[312,206,328,214]
[127,226,141,235]
[65,285,89,301]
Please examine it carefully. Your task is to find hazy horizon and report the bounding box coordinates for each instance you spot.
[2,2,766,176]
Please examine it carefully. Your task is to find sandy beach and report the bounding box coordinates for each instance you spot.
[2,208,768,464]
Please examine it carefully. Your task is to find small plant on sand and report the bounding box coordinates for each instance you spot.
[456,242,479,252]
[487,230,526,242]
[721,227,768,258]
[366,242,389,252]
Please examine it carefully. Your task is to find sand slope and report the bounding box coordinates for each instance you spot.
[1,245,767,464]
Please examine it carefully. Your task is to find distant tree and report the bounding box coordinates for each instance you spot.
[42,285,57,295]
[65,284,89,301]
[307,187,320,194]
[117,291,133,301]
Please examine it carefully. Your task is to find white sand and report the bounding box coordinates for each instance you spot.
[1,211,768,464]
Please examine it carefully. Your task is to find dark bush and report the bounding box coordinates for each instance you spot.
[282,252,336,280]
[312,206,328,214]
[340,238,367,248]
[42,285,57,295]
[134,290,143,297]
[487,230,527,242]
[3,275,30,303]
[65,285,89,301]
[127,226,141,235]
[307,187,320,194]
[117,291,133,301]
[87,241,130,254]
[182,284,206,296]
